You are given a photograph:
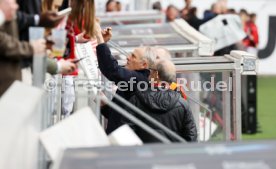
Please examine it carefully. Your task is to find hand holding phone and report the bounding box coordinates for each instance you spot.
[72,57,88,63]
[57,7,72,17]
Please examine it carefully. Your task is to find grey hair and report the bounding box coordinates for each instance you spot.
[142,46,157,69]
[156,60,176,83]
[154,46,172,60]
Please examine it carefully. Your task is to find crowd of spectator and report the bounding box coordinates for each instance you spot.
[151,0,259,54]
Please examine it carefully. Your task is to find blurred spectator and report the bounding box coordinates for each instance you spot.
[125,60,197,143]
[16,0,65,71]
[203,3,221,22]
[16,0,64,41]
[227,8,236,14]
[116,1,122,12]
[0,0,46,96]
[243,12,259,54]
[41,0,77,75]
[250,13,257,24]
[59,0,96,117]
[166,5,179,22]
[185,0,192,9]
[211,2,222,14]
[42,0,63,13]
[42,0,63,35]
[152,1,162,11]
[16,0,76,75]
[186,7,203,30]
[181,0,192,20]
[105,0,117,12]
[0,0,18,25]
[239,9,249,26]
[180,8,189,20]
[217,0,228,14]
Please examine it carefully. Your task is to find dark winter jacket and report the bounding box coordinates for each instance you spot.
[96,43,150,134]
[125,88,198,143]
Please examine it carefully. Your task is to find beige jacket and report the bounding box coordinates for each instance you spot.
[0,20,33,96]
[0,20,59,96]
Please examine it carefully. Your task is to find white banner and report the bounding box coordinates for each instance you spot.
[199,14,246,51]
[75,42,99,81]
[75,42,100,98]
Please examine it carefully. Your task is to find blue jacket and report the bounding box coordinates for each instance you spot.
[96,43,150,134]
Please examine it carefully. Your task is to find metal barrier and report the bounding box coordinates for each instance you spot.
[45,51,256,142]
[108,19,214,57]
[96,10,166,26]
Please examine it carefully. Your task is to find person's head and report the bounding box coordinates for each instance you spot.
[188,7,197,17]
[42,0,63,12]
[250,13,257,23]
[152,1,162,11]
[116,1,122,11]
[106,0,117,12]
[227,8,236,14]
[181,8,189,19]
[218,0,228,14]
[185,0,192,8]
[125,46,156,71]
[0,0,18,21]
[70,0,95,37]
[166,5,179,22]
[239,9,249,23]
[211,2,222,14]
[154,46,172,60]
[150,60,176,83]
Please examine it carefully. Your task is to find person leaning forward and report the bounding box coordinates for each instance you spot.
[94,23,157,134]
[124,60,198,143]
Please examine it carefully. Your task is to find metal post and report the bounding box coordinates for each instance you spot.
[185,93,213,142]
[233,69,242,140]
[203,109,207,141]
[32,56,47,88]
[38,93,48,169]
[56,75,62,122]
[209,108,213,141]
[222,71,231,141]
[29,27,46,88]
[29,26,47,169]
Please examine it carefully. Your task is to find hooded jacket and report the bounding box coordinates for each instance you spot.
[126,88,197,143]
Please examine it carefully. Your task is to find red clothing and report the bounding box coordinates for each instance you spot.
[62,19,80,76]
[243,21,259,47]
[64,19,97,76]
[61,18,98,76]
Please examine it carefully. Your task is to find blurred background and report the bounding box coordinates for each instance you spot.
[95,0,276,140]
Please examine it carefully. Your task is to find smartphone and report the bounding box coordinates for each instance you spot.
[57,7,72,17]
[72,57,88,63]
